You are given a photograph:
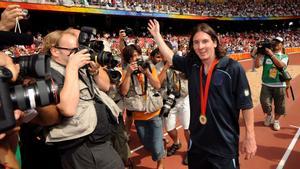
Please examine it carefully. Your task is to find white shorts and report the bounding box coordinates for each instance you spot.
[164,96,190,131]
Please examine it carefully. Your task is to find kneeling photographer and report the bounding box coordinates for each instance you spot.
[150,45,190,165]
[37,29,124,169]
[120,44,165,169]
[255,37,290,131]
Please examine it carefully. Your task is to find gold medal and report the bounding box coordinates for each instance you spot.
[199,115,207,125]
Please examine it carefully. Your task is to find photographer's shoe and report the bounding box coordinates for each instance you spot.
[167,142,182,156]
[264,114,274,126]
[273,120,281,131]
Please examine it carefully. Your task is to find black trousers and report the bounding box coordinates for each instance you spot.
[188,146,239,169]
[60,141,124,169]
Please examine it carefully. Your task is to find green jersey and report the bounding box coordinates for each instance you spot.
[261,52,288,87]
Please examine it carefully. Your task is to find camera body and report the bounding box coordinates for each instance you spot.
[79,27,118,67]
[0,67,16,132]
[256,40,272,55]
[159,92,176,118]
[124,27,133,36]
[78,27,121,83]
[133,59,150,74]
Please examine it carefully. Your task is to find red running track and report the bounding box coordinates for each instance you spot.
[128,53,300,169]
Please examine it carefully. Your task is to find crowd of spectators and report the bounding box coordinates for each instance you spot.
[5,0,300,17]
[4,29,299,59]
[220,29,300,54]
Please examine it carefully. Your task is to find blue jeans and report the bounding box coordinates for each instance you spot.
[134,115,164,161]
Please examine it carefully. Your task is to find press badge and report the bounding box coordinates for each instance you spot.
[269,68,277,79]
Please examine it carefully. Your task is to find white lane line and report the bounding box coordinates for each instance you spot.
[238,58,252,62]
[289,125,300,129]
[130,125,183,153]
[276,127,300,169]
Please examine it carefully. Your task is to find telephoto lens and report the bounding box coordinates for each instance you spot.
[107,68,122,84]
[159,93,176,117]
[13,54,51,78]
[9,79,59,111]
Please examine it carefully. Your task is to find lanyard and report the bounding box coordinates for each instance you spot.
[15,17,22,33]
[199,59,219,125]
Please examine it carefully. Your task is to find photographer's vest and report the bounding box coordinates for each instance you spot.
[262,52,288,87]
[156,63,188,100]
[166,69,188,98]
[46,60,121,143]
[124,63,161,120]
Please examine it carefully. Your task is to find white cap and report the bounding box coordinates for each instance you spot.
[274,37,284,43]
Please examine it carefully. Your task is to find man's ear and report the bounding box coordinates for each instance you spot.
[50,47,59,57]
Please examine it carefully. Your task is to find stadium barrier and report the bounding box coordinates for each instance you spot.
[229,47,300,61]
[285,47,300,54]
[229,53,251,60]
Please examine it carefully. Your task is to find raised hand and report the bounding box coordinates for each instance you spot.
[265,48,274,57]
[127,61,138,75]
[147,19,161,38]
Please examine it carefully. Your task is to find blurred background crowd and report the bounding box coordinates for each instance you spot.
[5,0,300,17]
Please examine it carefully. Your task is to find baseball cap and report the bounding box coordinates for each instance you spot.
[273,37,284,43]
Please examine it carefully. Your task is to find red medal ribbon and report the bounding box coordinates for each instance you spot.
[199,59,219,124]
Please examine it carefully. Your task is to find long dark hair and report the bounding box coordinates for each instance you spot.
[188,23,225,63]
[122,44,142,64]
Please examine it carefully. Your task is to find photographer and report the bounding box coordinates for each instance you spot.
[118,29,128,54]
[120,44,165,169]
[38,30,123,169]
[150,47,190,165]
[255,37,288,131]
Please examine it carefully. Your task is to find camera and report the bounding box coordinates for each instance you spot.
[78,26,119,68]
[159,92,176,118]
[133,59,150,74]
[78,27,122,83]
[22,9,28,16]
[107,68,122,84]
[0,30,57,132]
[256,40,272,55]
[0,67,59,132]
[13,54,51,79]
[124,27,133,36]
[119,27,133,37]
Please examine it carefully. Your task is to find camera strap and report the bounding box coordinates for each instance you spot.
[78,69,96,101]
[131,73,147,96]
[268,53,287,72]
[290,85,295,101]
[166,69,181,95]
[14,17,22,33]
